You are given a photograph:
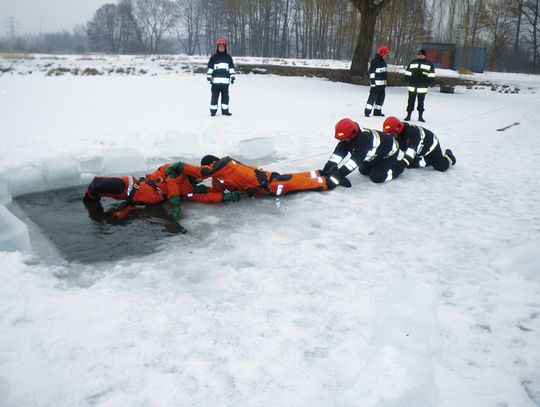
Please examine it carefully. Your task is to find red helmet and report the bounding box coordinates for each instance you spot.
[383,116,405,135]
[377,45,389,56]
[216,38,228,46]
[335,118,360,140]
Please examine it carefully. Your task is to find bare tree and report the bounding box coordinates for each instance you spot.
[348,0,389,76]
[87,4,125,52]
[173,0,203,54]
[122,0,178,53]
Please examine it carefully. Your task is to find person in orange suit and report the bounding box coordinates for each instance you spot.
[195,155,350,197]
[83,161,241,220]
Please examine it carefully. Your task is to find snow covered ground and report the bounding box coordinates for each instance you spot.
[1,54,540,406]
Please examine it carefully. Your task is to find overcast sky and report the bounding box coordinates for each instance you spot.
[0,0,112,35]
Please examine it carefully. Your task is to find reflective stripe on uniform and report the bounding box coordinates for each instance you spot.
[365,103,373,109]
[207,68,214,74]
[213,77,230,84]
[420,64,431,70]
[221,104,229,109]
[329,153,343,164]
[369,73,376,79]
[214,62,230,70]
[365,130,381,162]
[387,138,399,158]
[344,158,359,171]
[126,176,135,197]
[375,67,387,73]
[310,171,317,178]
[409,63,419,68]
[408,86,428,93]
[384,169,393,182]
[374,80,386,86]
[426,138,439,156]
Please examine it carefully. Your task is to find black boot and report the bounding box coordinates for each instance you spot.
[418,112,425,122]
[444,149,456,165]
[373,110,385,117]
[210,110,217,116]
[222,109,232,116]
[364,108,371,117]
[403,112,411,121]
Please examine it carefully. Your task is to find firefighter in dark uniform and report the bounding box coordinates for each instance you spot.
[382,116,456,171]
[404,49,435,122]
[321,118,406,184]
[207,38,235,116]
[364,45,389,117]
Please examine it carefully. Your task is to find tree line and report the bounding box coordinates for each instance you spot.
[1,0,539,74]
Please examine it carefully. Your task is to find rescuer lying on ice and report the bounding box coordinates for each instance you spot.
[194,155,351,197]
[83,161,242,221]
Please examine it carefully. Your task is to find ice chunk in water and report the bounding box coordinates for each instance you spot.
[8,163,46,197]
[41,155,81,190]
[239,137,275,159]
[0,206,31,253]
[102,148,146,175]
[0,177,10,205]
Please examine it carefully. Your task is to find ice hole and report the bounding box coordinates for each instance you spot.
[11,186,187,264]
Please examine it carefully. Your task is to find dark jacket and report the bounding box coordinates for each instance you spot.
[405,57,435,89]
[207,50,235,85]
[396,123,439,164]
[324,128,399,177]
[368,54,388,87]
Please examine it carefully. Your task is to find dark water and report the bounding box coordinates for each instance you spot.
[14,186,187,264]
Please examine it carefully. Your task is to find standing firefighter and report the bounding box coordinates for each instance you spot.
[404,49,435,122]
[382,116,456,171]
[207,38,236,116]
[364,45,389,117]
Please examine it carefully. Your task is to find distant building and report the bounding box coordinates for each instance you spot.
[419,42,487,73]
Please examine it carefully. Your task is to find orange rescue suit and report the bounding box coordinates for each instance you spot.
[197,157,330,196]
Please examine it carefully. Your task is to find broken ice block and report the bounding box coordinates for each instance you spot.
[77,154,104,174]
[0,177,10,205]
[161,130,202,156]
[239,137,275,159]
[41,156,81,190]
[0,206,31,253]
[102,148,146,175]
[8,163,46,197]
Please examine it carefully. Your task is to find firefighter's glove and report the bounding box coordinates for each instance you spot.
[169,195,181,220]
[222,191,242,202]
[339,177,352,188]
[231,76,235,84]
[166,161,185,178]
[207,77,212,84]
[320,162,337,176]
